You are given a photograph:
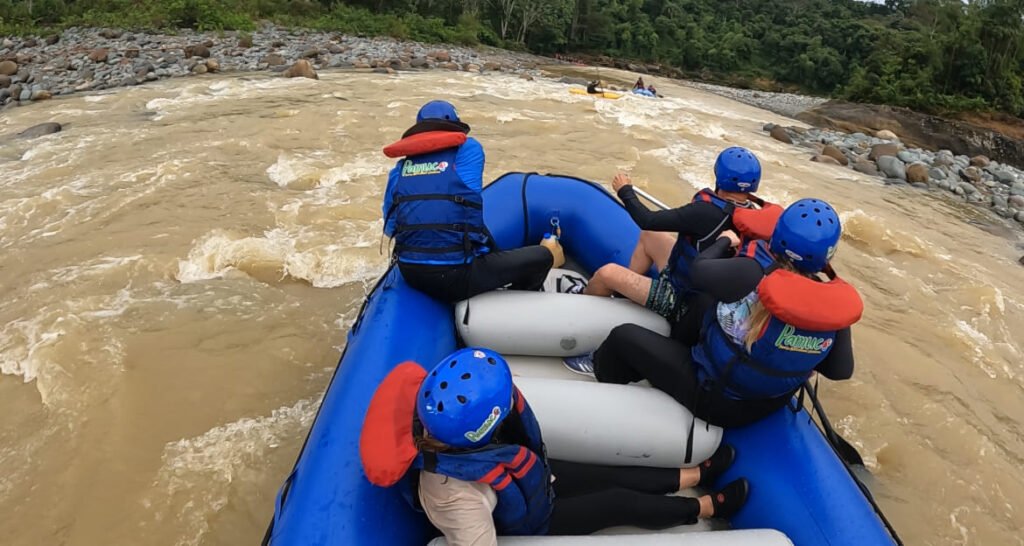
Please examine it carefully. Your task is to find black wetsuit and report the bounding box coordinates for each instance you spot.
[593,236,855,427]
[547,460,698,534]
[400,246,553,304]
[618,185,744,248]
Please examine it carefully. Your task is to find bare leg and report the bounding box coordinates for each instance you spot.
[583,263,652,306]
[678,467,700,490]
[698,495,713,518]
[628,231,676,274]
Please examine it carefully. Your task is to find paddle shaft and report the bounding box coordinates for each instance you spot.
[632,186,673,211]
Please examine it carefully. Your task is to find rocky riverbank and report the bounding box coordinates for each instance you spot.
[765,123,1024,231]
[0,26,545,107]
[682,81,830,119]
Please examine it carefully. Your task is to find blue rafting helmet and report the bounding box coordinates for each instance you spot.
[769,198,842,273]
[417,100,461,123]
[417,347,513,448]
[714,146,762,193]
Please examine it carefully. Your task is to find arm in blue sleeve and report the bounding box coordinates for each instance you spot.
[382,161,401,237]
[454,137,485,193]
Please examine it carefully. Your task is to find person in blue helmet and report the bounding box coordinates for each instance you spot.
[585,199,863,428]
[360,348,749,545]
[382,100,564,303]
[566,147,781,374]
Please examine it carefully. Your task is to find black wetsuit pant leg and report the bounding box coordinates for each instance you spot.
[547,459,699,535]
[592,323,789,428]
[670,292,714,347]
[399,246,553,303]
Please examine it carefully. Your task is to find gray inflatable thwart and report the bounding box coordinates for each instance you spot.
[429,529,794,545]
[515,377,722,469]
[456,288,670,357]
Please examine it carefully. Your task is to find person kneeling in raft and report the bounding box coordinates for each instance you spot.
[360,348,749,545]
[381,100,565,303]
[585,199,863,429]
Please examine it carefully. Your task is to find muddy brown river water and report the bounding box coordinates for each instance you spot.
[1,69,1022,545]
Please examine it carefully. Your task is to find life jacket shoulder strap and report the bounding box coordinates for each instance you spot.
[740,240,777,271]
[384,131,468,158]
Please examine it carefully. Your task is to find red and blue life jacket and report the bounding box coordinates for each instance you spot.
[664,189,783,295]
[384,128,490,265]
[360,362,554,536]
[692,240,863,399]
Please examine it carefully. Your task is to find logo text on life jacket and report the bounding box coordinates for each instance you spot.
[774,324,833,354]
[402,159,450,177]
[464,406,502,443]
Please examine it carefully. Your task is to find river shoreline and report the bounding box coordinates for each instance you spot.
[0,25,547,107]
[5,25,1023,250]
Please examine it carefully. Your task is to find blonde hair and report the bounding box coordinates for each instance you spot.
[742,258,810,351]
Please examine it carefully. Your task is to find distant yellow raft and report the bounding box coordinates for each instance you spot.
[569,88,623,100]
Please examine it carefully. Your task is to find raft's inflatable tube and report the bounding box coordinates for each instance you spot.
[632,88,657,98]
[516,377,721,468]
[265,172,897,546]
[429,530,794,545]
[569,88,623,100]
[456,291,669,357]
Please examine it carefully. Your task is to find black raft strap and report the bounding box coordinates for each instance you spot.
[394,223,489,234]
[393,244,467,254]
[393,194,483,209]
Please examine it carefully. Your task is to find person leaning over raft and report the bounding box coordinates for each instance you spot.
[360,348,749,546]
[381,100,564,303]
[565,148,781,374]
[633,77,646,90]
[587,199,863,428]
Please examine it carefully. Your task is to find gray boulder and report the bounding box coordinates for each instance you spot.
[992,170,1017,185]
[852,159,878,176]
[17,122,62,138]
[929,168,947,180]
[993,195,1009,209]
[877,156,906,180]
[1012,183,1024,197]
[897,150,919,164]
[959,182,979,195]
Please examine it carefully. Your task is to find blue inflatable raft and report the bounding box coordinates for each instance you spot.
[264,173,900,546]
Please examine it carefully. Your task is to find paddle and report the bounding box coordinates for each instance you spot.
[621,183,866,466]
[804,379,865,466]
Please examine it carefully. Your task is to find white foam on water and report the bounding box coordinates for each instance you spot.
[266,153,321,188]
[176,227,387,288]
[643,143,717,191]
[84,95,110,103]
[142,398,319,546]
[953,320,998,379]
[319,152,393,187]
[0,317,65,383]
[146,78,310,121]
[44,255,145,287]
[949,506,971,545]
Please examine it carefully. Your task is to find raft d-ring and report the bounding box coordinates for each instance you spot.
[550,217,560,229]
